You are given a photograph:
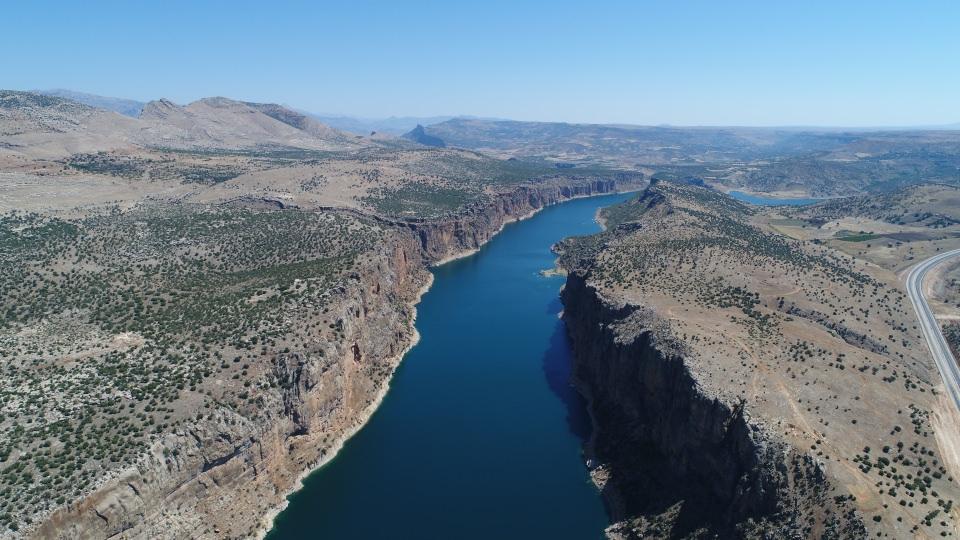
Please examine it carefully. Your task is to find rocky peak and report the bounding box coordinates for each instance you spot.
[402,124,446,148]
[139,98,183,119]
[197,96,242,108]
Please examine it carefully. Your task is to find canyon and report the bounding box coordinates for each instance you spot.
[3,129,644,538]
[4,88,960,540]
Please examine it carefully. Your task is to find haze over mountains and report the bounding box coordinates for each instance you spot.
[309,114,461,136]
[409,119,960,196]
[1,90,368,159]
[37,89,147,118]
[33,89,470,136]
[35,88,960,138]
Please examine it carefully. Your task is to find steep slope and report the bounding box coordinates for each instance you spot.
[243,102,358,143]
[557,181,960,538]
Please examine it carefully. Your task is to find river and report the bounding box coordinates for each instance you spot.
[265,192,634,539]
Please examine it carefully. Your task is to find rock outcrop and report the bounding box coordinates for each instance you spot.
[33,232,428,540]
[402,124,445,148]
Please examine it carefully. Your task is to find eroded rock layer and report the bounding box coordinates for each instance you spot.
[26,176,643,540]
[562,276,861,538]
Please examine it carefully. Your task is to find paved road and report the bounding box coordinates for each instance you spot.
[906,248,960,411]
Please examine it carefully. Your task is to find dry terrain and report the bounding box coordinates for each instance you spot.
[4,87,960,539]
[558,181,960,538]
[414,119,960,196]
[0,90,641,539]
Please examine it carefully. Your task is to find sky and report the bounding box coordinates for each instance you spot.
[3,0,959,126]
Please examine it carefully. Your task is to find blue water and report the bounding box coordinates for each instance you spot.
[728,190,822,206]
[266,192,634,540]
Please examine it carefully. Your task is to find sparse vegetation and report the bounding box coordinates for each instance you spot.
[0,204,386,528]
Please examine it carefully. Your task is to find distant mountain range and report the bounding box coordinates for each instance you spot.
[397,117,960,196]
[402,124,446,147]
[31,89,960,137]
[1,90,369,159]
[409,117,960,165]
[10,88,960,198]
[307,114,462,136]
[37,89,146,117]
[34,89,507,136]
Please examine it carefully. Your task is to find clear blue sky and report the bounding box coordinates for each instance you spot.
[4,0,958,126]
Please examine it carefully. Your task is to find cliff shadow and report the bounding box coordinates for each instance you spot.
[541,318,593,442]
[545,295,563,315]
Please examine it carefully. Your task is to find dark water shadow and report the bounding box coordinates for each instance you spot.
[541,318,592,442]
[544,295,563,315]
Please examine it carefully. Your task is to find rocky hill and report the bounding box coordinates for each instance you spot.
[136,97,363,152]
[402,124,446,147]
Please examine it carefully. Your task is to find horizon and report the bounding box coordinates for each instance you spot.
[16,87,960,132]
[4,1,960,127]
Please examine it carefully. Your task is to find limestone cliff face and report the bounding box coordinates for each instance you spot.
[560,274,865,539]
[33,233,429,540]
[406,175,643,262]
[30,174,644,540]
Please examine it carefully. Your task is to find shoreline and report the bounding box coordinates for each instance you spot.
[571,368,627,526]
[429,204,544,267]
[254,186,641,539]
[432,187,642,268]
[254,272,434,540]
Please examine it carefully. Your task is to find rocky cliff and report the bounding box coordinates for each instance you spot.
[405,176,642,262]
[32,231,429,540]
[560,274,865,539]
[27,174,644,540]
